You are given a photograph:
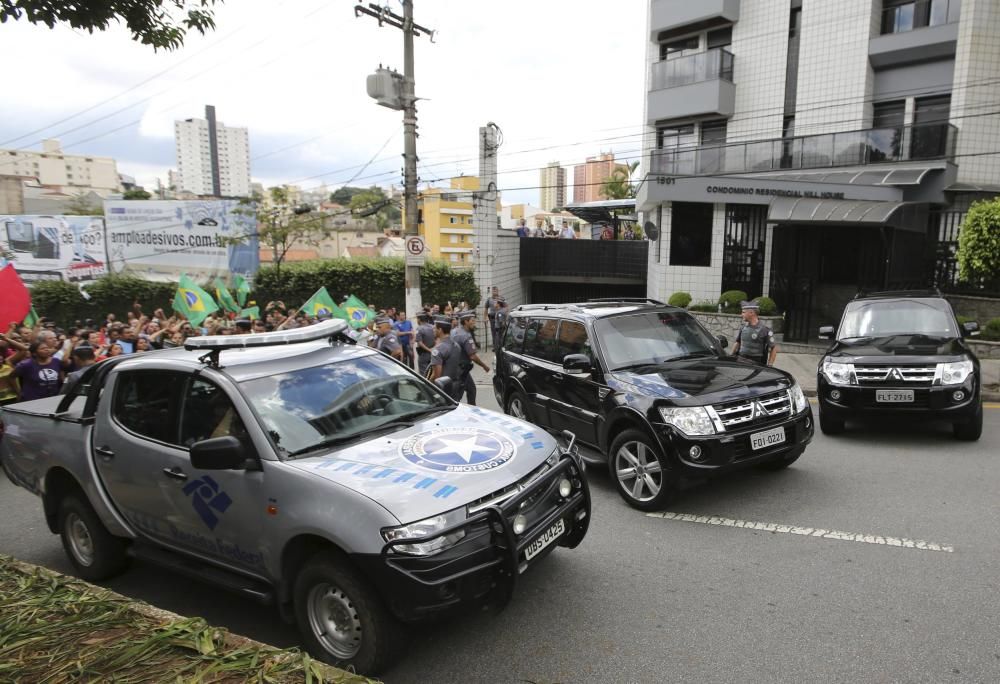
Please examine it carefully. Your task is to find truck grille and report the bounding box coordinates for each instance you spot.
[467,461,551,514]
[712,390,791,430]
[854,365,936,386]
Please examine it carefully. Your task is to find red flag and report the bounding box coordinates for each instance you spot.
[0,264,31,329]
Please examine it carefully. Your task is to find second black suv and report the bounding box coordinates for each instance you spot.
[816,290,982,440]
[493,299,814,510]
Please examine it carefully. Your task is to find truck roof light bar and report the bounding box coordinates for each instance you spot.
[185,319,353,367]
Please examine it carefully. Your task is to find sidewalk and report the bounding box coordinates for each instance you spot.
[471,352,1000,402]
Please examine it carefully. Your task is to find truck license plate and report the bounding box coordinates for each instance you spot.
[524,519,565,561]
[750,426,786,451]
[876,390,913,403]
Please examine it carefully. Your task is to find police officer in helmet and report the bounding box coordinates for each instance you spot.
[452,310,490,405]
[370,315,403,361]
[732,300,778,366]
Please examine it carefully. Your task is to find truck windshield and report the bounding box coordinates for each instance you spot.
[596,311,718,371]
[239,355,453,457]
[838,298,958,340]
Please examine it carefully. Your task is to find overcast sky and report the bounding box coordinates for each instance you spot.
[0,0,646,206]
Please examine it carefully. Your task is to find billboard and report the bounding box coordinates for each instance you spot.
[0,215,109,284]
[103,200,259,282]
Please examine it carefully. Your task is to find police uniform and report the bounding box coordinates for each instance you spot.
[735,302,775,365]
[371,316,402,358]
[430,328,463,401]
[452,311,479,405]
[492,300,508,350]
[416,316,436,375]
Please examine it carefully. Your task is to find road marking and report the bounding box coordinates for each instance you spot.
[647,512,954,553]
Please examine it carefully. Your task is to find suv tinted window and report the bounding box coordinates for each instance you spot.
[179,378,247,448]
[523,318,560,363]
[556,321,592,362]
[839,298,958,339]
[504,316,527,353]
[113,371,182,444]
[595,311,717,369]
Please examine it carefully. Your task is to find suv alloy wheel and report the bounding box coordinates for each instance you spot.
[609,429,674,511]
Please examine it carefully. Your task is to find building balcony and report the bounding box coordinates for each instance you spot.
[650,0,740,39]
[519,238,648,281]
[649,121,958,176]
[647,49,736,122]
[870,0,960,67]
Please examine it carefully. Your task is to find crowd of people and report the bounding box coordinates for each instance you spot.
[1,289,511,408]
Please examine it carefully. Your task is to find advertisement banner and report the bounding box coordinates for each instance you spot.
[103,200,259,282]
[0,215,109,284]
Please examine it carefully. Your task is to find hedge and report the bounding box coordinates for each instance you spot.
[667,291,692,308]
[718,290,747,313]
[253,258,479,311]
[27,260,479,325]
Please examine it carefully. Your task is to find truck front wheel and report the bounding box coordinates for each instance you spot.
[58,494,129,581]
[293,551,406,675]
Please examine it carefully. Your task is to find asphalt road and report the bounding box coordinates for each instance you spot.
[2,398,999,684]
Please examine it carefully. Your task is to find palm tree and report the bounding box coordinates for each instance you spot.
[600,161,640,200]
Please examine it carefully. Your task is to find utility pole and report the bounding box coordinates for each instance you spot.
[473,123,500,349]
[356,1,435,319]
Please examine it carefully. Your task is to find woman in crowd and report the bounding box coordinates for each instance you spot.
[13,341,63,401]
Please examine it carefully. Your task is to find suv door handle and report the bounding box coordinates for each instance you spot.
[95,446,115,460]
[162,467,188,481]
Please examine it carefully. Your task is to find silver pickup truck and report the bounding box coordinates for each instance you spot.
[0,320,590,675]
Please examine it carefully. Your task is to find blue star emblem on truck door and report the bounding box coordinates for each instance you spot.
[182,475,233,530]
[400,427,516,473]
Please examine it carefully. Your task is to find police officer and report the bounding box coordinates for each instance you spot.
[452,310,490,405]
[732,300,778,366]
[492,298,508,351]
[415,311,436,376]
[484,286,501,350]
[429,317,463,400]
[370,315,403,361]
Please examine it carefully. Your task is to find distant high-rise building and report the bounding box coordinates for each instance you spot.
[0,138,120,196]
[572,153,617,203]
[174,105,251,197]
[539,162,566,211]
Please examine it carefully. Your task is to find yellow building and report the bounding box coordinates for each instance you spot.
[403,176,503,268]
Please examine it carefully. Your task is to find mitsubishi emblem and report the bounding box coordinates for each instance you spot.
[751,401,765,419]
[888,368,903,381]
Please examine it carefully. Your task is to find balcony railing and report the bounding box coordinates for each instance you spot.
[650,121,957,176]
[650,48,734,91]
[880,0,959,35]
[519,238,648,280]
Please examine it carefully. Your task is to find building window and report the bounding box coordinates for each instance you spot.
[450,234,458,244]
[911,94,951,158]
[670,202,713,267]
[659,35,699,61]
[449,217,456,224]
[706,26,732,49]
[449,253,458,262]
[698,120,728,173]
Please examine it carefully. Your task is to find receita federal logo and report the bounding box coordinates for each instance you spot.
[400,427,517,473]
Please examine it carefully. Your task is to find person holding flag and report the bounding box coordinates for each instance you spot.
[343,295,375,330]
[300,287,346,321]
[172,275,219,328]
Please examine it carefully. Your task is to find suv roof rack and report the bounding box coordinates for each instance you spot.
[854,288,942,300]
[585,297,666,305]
[184,319,354,367]
[513,303,586,313]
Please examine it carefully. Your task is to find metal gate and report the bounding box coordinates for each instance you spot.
[721,204,767,296]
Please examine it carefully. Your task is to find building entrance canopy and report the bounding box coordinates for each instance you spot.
[767,197,908,225]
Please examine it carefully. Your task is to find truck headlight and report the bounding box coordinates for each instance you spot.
[822,359,855,385]
[937,359,973,386]
[659,406,715,436]
[788,383,809,413]
[382,507,467,556]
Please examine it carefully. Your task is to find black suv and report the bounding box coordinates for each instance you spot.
[493,299,814,510]
[816,290,982,441]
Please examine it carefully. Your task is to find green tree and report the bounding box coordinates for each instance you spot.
[601,161,640,200]
[228,186,331,278]
[0,0,219,51]
[63,192,103,216]
[957,196,1000,289]
[349,187,400,229]
[122,188,152,200]
[330,186,368,205]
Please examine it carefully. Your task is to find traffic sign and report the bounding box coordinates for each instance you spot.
[405,235,426,266]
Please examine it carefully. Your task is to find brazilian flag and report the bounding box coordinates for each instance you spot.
[234,274,251,307]
[240,306,260,321]
[172,275,219,326]
[343,294,375,329]
[22,306,40,328]
[214,278,241,315]
[301,287,348,320]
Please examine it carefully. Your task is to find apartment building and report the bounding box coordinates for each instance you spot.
[638,0,1000,340]
[174,105,251,197]
[0,139,120,196]
[539,162,567,211]
[572,153,619,203]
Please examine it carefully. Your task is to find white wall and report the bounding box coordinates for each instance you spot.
[727,0,789,142]
[794,0,876,135]
[950,0,1000,186]
[648,202,725,305]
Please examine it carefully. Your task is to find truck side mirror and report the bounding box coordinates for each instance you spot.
[962,321,980,337]
[716,335,729,351]
[190,436,246,470]
[818,326,835,340]
[562,354,592,374]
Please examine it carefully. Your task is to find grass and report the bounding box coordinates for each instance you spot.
[0,555,376,684]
